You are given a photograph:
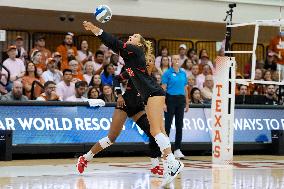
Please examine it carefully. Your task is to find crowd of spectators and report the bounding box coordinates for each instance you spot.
[0,32,283,105]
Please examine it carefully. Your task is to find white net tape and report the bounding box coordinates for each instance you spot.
[227,19,284,85]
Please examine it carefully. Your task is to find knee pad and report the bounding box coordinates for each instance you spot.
[99,136,113,149]
[154,133,171,152]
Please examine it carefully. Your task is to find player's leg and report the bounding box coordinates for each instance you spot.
[145,96,171,157]
[145,96,184,185]
[77,109,127,173]
[88,109,127,155]
[131,110,163,177]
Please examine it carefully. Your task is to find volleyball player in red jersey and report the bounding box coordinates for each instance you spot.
[81,21,183,185]
[77,56,163,178]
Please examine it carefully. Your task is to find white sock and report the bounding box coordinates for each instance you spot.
[165,153,175,162]
[99,136,113,149]
[154,133,171,153]
[150,158,159,168]
[83,151,94,161]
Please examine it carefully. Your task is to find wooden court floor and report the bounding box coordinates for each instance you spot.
[1,155,284,189]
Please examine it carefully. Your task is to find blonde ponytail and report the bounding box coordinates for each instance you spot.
[139,35,153,58]
[144,40,153,58]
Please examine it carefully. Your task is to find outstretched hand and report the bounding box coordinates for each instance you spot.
[83,21,101,34]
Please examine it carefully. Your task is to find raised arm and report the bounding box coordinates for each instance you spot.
[83,21,143,56]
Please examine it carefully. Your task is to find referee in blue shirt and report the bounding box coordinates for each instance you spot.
[162,55,189,159]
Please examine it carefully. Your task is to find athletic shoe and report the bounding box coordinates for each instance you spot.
[174,149,185,159]
[162,159,184,186]
[76,156,88,174]
[150,166,163,177]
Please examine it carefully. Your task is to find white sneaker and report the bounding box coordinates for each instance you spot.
[174,149,185,159]
[162,158,184,186]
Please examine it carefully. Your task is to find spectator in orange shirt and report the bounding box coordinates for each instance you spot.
[22,62,45,99]
[69,60,83,82]
[67,48,77,62]
[52,52,62,70]
[30,35,51,66]
[56,32,78,71]
[31,50,46,74]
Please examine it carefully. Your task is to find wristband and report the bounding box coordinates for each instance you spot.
[94,29,103,36]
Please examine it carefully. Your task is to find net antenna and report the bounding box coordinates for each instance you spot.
[224,3,236,57]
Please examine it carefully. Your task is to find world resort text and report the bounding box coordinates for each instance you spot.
[0,117,284,131]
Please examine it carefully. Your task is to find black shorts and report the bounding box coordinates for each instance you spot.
[115,92,145,117]
[143,89,166,105]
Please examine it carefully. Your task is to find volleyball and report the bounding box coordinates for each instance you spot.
[94,5,112,23]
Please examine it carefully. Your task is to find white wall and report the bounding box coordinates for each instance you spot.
[0,0,282,24]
